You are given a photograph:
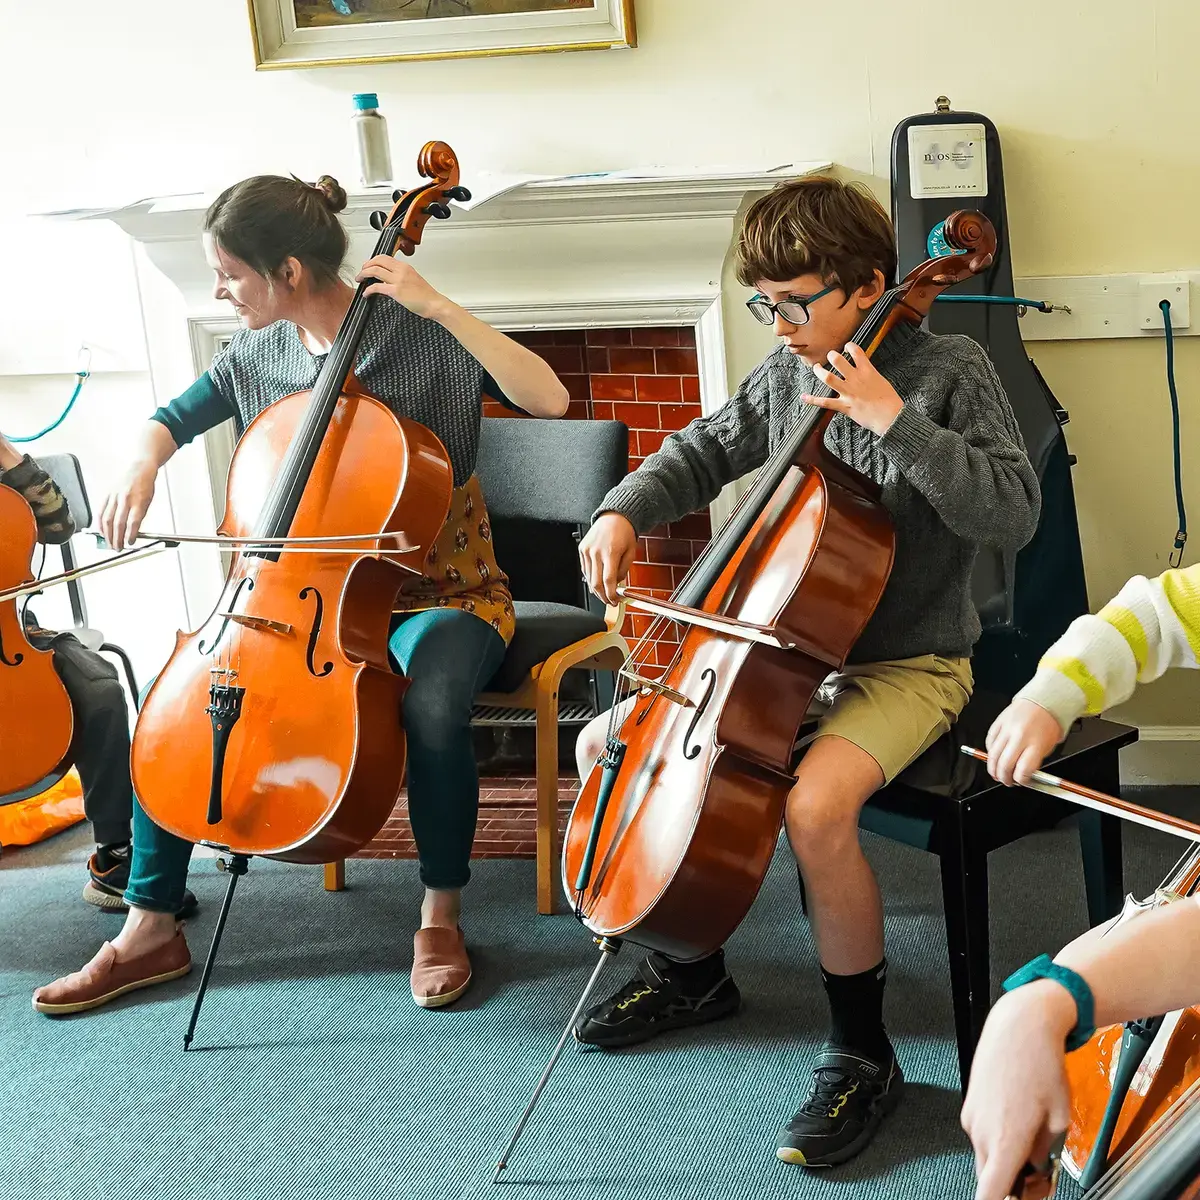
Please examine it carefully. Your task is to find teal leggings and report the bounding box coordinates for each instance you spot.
[124,608,506,912]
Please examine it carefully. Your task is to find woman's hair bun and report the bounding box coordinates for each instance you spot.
[313,174,348,214]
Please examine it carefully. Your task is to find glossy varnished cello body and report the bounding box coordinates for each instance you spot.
[564,447,895,958]
[131,144,465,863]
[0,483,73,796]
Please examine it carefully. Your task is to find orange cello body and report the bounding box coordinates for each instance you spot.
[563,453,894,957]
[131,390,451,861]
[0,483,73,796]
[1064,1008,1200,1180]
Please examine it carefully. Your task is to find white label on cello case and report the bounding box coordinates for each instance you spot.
[908,124,988,198]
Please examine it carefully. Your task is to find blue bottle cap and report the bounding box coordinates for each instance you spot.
[353,93,379,110]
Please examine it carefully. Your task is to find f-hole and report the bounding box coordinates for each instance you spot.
[299,587,334,678]
[682,668,716,760]
[200,576,255,655]
[0,625,24,667]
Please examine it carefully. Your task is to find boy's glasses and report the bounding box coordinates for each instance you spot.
[745,283,838,326]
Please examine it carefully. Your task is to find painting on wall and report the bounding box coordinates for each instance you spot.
[249,0,636,69]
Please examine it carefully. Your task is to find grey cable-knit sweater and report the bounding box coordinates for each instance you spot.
[597,322,1041,663]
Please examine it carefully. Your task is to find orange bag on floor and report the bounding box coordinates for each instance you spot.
[0,770,86,847]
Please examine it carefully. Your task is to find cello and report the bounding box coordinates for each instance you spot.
[127,143,470,1044]
[494,210,999,1176]
[1081,1081,1200,1199]
[1063,849,1200,1191]
[957,748,1200,1199]
[0,482,73,799]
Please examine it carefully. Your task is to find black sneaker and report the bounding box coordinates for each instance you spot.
[83,846,199,921]
[776,1045,903,1167]
[573,952,740,1049]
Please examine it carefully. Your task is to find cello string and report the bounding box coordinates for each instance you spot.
[1087,1076,1200,1196]
[268,221,411,546]
[661,285,902,609]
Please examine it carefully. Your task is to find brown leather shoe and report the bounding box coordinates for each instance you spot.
[32,931,192,1016]
[411,926,472,1008]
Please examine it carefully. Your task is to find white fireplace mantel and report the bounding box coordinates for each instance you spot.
[87,164,831,321]
[69,162,831,624]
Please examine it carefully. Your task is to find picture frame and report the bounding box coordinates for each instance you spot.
[247,0,636,70]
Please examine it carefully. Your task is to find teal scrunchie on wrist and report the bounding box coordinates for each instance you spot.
[1002,953,1096,1052]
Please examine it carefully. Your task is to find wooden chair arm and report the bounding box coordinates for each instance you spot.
[533,629,629,692]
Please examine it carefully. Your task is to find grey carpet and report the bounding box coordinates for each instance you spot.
[2,794,1192,1200]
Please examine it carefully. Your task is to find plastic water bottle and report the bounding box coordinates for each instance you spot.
[352,93,393,187]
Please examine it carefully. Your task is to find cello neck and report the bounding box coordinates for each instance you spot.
[247,144,463,559]
[250,218,410,558]
[672,283,908,610]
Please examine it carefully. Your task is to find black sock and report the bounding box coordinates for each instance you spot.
[821,958,892,1064]
[655,948,728,995]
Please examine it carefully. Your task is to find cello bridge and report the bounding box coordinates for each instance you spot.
[218,612,293,635]
[619,668,694,709]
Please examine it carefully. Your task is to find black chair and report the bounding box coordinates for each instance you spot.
[323,417,632,914]
[853,110,1140,1089]
[859,698,1134,1090]
[36,454,141,709]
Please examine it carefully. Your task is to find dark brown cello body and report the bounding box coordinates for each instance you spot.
[0,483,73,797]
[564,212,998,959]
[565,439,895,957]
[130,144,467,863]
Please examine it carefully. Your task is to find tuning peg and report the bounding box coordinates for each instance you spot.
[445,186,471,203]
[393,189,403,202]
[423,202,452,219]
[370,210,388,231]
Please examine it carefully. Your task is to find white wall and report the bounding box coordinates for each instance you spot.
[4,0,1200,755]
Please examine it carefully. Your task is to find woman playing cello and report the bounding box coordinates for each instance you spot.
[32,171,567,1017]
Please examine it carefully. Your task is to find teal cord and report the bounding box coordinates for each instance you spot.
[1162,300,1188,567]
[10,349,92,444]
[10,371,89,443]
[934,295,1061,313]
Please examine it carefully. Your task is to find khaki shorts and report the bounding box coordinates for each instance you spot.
[797,654,974,784]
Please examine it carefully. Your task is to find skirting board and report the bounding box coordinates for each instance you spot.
[1118,727,1200,786]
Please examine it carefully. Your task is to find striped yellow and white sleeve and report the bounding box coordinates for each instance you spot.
[1016,565,1200,731]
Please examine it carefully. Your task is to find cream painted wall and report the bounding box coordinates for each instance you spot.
[3,0,1200,751]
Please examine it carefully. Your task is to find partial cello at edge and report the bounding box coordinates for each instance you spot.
[960,745,1200,1199]
[0,485,73,797]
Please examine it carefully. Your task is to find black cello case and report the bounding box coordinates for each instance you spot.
[891,97,1089,694]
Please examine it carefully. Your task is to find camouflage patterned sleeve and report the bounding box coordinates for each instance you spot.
[0,455,76,544]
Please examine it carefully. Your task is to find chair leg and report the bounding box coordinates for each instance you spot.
[1078,812,1124,926]
[324,861,345,891]
[938,812,991,1092]
[1070,752,1124,926]
[101,643,141,712]
[534,684,561,916]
